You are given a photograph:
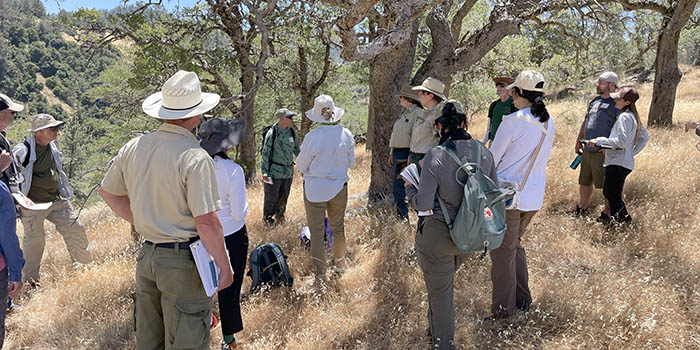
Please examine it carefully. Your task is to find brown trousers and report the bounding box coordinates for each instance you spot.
[303,184,348,278]
[489,209,537,319]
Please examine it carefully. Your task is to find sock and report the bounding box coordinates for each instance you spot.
[223,334,235,344]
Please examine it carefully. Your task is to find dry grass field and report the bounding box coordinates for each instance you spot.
[5,67,700,349]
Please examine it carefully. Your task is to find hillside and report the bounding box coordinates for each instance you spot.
[5,69,700,349]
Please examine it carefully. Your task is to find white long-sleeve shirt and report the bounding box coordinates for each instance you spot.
[490,107,555,211]
[213,156,248,235]
[592,111,649,171]
[296,125,355,203]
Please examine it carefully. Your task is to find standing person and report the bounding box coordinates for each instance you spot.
[585,87,648,226]
[99,70,233,350]
[483,77,518,146]
[0,180,24,348]
[297,95,355,286]
[489,70,555,320]
[13,114,91,287]
[406,101,498,350]
[199,117,248,350]
[261,108,300,226]
[410,77,446,168]
[388,84,422,219]
[0,94,23,192]
[572,72,619,219]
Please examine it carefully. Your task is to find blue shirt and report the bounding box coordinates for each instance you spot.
[583,96,619,151]
[0,181,24,281]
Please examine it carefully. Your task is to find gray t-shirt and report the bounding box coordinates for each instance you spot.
[406,138,498,223]
[583,96,619,151]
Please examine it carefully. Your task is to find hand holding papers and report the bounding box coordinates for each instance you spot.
[12,192,52,210]
[190,239,232,297]
[400,163,433,217]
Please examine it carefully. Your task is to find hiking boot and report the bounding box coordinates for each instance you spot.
[222,339,243,350]
[262,217,275,227]
[595,212,611,225]
[567,206,587,217]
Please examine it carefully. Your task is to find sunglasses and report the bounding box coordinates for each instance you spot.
[49,125,62,132]
[495,82,506,88]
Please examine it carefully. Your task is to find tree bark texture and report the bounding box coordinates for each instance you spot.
[367,23,418,202]
[647,0,697,127]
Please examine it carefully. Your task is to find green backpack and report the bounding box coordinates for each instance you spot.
[436,141,512,256]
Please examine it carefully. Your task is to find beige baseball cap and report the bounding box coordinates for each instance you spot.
[507,70,545,93]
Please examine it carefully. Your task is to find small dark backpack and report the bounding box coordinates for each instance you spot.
[247,243,293,292]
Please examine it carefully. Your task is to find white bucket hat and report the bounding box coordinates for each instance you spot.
[142,70,221,120]
[412,77,446,100]
[507,70,545,93]
[305,95,345,123]
[0,93,24,112]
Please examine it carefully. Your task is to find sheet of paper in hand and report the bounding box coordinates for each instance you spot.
[11,192,52,211]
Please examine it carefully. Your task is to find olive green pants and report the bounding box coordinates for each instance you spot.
[134,243,211,350]
[416,217,469,350]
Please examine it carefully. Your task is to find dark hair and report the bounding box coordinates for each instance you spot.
[435,102,467,146]
[402,96,423,108]
[513,87,549,123]
[210,151,230,160]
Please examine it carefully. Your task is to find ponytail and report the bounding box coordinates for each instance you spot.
[625,102,642,146]
[514,88,550,123]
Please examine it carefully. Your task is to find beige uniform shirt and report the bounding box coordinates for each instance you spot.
[410,101,444,154]
[101,123,222,243]
[389,104,422,152]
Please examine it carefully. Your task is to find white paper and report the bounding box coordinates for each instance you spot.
[400,163,420,188]
[189,239,231,297]
[11,192,52,211]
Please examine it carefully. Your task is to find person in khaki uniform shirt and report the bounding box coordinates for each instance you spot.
[410,77,446,167]
[13,114,91,287]
[388,84,422,219]
[99,71,233,350]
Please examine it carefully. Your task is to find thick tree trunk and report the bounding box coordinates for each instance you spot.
[647,0,697,127]
[300,93,314,139]
[367,22,418,203]
[238,67,257,183]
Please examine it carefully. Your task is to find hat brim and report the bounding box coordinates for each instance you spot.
[28,120,64,132]
[305,106,344,123]
[411,86,446,100]
[505,82,544,93]
[142,92,221,120]
[493,77,514,85]
[200,119,246,155]
[7,102,24,112]
[277,112,297,119]
[609,92,623,99]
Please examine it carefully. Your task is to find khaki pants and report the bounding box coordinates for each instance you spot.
[135,243,211,350]
[303,184,347,278]
[415,217,468,350]
[489,209,537,319]
[20,198,91,283]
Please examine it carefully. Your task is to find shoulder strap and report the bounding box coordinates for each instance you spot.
[519,131,546,191]
[21,139,31,168]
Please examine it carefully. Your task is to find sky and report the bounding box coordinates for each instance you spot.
[43,0,199,14]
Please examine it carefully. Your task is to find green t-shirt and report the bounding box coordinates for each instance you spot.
[27,143,60,203]
[488,97,517,141]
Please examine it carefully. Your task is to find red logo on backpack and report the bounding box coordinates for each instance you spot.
[484,207,493,220]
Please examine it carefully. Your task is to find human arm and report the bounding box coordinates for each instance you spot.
[632,126,649,155]
[406,150,439,211]
[12,143,28,169]
[98,188,134,224]
[0,151,11,172]
[575,117,586,154]
[260,129,273,177]
[590,113,634,149]
[488,121,513,170]
[296,134,314,175]
[226,162,249,223]
[685,121,700,137]
[0,183,24,284]
[194,211,233,291]
[346,130,356,169]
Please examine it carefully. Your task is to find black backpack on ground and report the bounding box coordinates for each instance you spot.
[247,243,293,292]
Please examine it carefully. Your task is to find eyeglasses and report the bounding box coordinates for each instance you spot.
[49,126,62,132]
[495,83,506,88]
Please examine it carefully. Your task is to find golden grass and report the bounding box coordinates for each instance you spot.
[5,69,700,349]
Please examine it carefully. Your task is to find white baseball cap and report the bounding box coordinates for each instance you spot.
[598,72,619,86]
[507,70,545,93]
[0,93,24,112]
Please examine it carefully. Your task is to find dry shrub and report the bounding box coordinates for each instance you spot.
[5,69,700,349]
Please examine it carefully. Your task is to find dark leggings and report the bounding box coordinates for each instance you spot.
[603,165,632,222]
[217,225,249,335]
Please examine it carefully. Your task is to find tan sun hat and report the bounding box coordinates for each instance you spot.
[142,70,221,120]
[507,70,545,93]
[399,84,419,101]
[27,114,64,132]
[305,95,344,123]
[412,77,446,100]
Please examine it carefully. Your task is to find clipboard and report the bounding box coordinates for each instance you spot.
[189,239,232,297]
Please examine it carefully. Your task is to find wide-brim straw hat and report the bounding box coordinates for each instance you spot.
[507,70,545,93]
[399,84,419,101]
[412,77,446,100]
[142,70,221,120]
[27,114,64,132]
[198,117,246,156]
[0,93,24,112]
[305,95,344,123]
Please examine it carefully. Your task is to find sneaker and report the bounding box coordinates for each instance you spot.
[595,212,611,224]
[222,341,243,350]
[567,206,587,217]
[210,313,219,330]
[6,298,14,313]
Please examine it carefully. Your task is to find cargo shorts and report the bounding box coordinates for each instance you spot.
[578,150,605,189]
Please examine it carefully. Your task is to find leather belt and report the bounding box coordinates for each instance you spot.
[144,239,195,250]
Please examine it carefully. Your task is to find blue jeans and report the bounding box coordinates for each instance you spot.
[392,148,410,219]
